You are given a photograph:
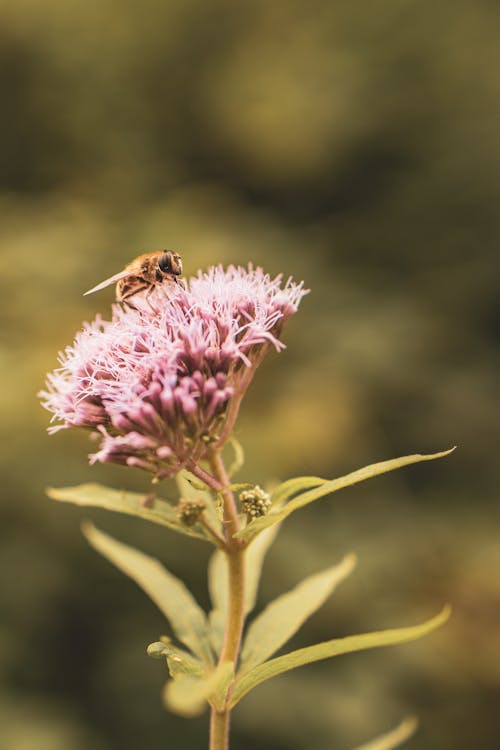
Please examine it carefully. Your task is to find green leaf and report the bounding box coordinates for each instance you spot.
[244,523,282,615]
[270,476,325,508]
[230,606,451,706]
[47,483,209,542]
[207,524,281,656]
[236,449,455,542]
[240,554,357,673]
[146,640,204,678]
[82,522,214,666]
[164,661,235,717]
[207,549,228,656]
[351,716,418,750]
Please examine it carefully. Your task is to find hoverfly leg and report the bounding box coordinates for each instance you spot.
[123,298,140,312]
[119,283,150,312]
[144,285,160,314]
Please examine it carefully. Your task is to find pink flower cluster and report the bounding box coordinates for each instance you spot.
[40,265,307,478]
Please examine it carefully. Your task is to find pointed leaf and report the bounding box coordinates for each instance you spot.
[270,476,325,508]
[164,661,235,717]
[47,483,209,541]
[230,606,451,706]
[207,524,282,656]
[244,523,282,615]
[236,449,455,542]
[83,522,214,665]
[351,716,418,750]
[240,554,357,672]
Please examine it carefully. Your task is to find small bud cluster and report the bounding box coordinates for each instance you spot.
[176,498,206,526]
[239,485,271,518]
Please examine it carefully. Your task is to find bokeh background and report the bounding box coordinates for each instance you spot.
[1,0,499,748]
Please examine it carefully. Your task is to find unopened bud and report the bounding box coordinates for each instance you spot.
[239,485,271,518]
[176,498,206,526]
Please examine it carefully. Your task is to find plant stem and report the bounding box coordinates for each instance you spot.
[210,707,231,750]
[208,448,241,540]
[206,448,246,750]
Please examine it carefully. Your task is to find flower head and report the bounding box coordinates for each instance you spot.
[40,264,307,478]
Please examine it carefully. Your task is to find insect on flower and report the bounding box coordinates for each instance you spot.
[42,264,309,477]
[84,250,184,307]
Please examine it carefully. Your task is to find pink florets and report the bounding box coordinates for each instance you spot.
[40,264,308,478]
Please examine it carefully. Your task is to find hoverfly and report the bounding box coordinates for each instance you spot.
[84,250,183,307]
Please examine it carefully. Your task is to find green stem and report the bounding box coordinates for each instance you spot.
[218,541,245,662]
[209,708,230,750]
[205,448,246,750]
[208,448,241,541]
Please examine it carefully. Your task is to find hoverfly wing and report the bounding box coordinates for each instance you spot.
[83,269,130,296]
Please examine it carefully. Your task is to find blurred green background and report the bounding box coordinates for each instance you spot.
[1,0,499,748]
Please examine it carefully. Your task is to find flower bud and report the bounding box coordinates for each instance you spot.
[239,486,271,518]
[176,499,206,526]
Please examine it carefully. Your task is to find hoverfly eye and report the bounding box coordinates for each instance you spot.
[158,252,173,273]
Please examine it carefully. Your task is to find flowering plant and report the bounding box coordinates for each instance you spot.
[40,263,451,750]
